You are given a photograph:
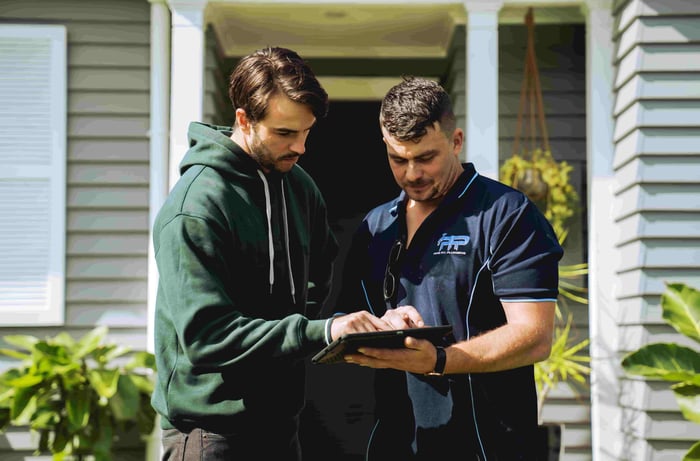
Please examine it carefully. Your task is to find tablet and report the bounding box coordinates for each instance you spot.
[311,325,453,365]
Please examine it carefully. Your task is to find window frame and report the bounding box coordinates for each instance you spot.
[0,24,67,326]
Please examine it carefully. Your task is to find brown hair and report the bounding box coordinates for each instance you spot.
[379,76,455,142]
[228,47,328,123]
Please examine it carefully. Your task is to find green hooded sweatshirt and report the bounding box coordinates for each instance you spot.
[151,122,338,435]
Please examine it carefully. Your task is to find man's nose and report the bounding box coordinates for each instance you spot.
[406,162,422,181]
[290,134,306,155]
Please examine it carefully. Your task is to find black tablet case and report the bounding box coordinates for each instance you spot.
[311,325,453,364]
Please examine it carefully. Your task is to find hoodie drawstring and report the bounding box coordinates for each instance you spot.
[257,170,296,303]
[257,171,275,294]
[281,185,296,304]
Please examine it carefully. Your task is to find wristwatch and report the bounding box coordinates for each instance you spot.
[426,346,446,376]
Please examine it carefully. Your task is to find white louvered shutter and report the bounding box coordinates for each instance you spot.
[0,25,66,325]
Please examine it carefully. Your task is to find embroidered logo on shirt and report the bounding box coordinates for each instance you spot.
[434,233,470,255]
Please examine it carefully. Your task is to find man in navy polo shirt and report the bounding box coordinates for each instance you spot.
[336,77,564,460]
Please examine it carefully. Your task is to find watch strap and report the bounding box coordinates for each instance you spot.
[426,346,446,376]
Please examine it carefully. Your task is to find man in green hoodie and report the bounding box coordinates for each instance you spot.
[150,47,409,461]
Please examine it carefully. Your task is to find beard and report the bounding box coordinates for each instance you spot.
[248,129,298,174]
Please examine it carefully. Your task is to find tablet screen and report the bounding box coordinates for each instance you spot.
[311,325,453,365]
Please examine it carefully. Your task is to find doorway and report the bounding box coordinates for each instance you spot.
[299,101,398,460]
[300,100,399,218]
[300,100,399,312]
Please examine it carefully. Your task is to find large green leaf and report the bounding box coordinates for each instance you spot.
[125,351,157,372]
[7,373,43,389]
[673,383,700,424]
[66,387,91,431]
[74,326,108,360]
[75,426,98,457]
[34,342,71,366]
[31,406,59,430]
[0,368,22,385]
[663,283,700,344]
[51,419,69,454]
[93,408,114,460]
[88,369,120,399]
[0,348,31,361]
[0,387,13,407]
[2,335,38,352]
[137,393,157,435]
[99,344,131,364]
[52,332,76,351]
[622,343,700,385]
[110,374,140,421]
[684,440,700,461]
[34,354,60,375]
[129,374,155,394]
[51,362,81,377]
[11,385,39,425]
[59,369,88,397]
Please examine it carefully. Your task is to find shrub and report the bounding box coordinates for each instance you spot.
[0,326,156,460]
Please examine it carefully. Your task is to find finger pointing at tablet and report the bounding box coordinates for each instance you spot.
[381,305,424,329]
[328,311,392,342]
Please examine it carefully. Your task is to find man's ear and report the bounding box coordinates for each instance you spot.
[452,128,464,155]
[235,108,252,133]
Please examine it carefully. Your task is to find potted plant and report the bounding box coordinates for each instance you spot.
[621,282,700,460]
[0,326,157,460]
[500,148,580,245]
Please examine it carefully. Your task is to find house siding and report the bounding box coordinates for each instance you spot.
[499,22,591,460]
[0,0,151,458]
[445,24,466,144]
[613,0,700,459]
[203,25,233,126]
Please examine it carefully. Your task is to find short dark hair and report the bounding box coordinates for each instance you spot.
[228,47,329,123]
[379,76,456,142]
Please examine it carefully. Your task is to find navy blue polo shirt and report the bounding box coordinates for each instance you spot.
[338,163,564,460]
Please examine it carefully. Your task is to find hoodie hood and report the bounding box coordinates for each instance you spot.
[180,121,263,182]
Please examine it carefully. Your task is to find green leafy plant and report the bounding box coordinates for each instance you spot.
[532,240,590,424]
[535,309,591,424]
[0,326,157,461]
[621,282,700,460]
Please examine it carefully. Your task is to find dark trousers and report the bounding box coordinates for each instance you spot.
[162,427,302,461]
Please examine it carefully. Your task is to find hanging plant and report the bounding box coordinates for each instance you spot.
[500,148,579,244]
[499,7,580,246]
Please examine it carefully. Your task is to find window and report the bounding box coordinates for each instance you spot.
[0,24,66,325]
